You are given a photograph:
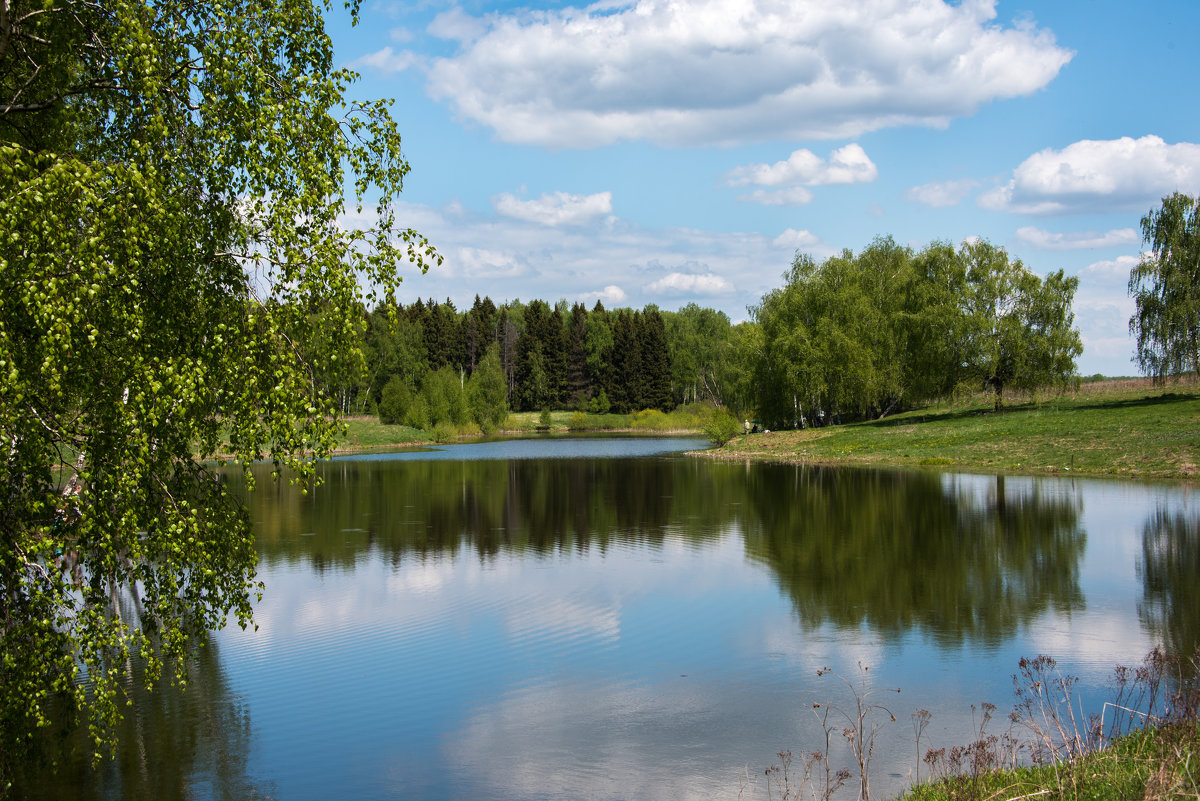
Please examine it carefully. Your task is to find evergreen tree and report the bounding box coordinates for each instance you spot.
[639,307,673,411]
[566,303,591,407]
[516,301,553,411]
[464,295,498,374]
[609,310,642,412]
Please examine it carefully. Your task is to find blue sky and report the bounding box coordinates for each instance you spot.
[328,0,1200,377]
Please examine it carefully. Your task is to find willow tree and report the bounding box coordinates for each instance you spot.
[1129,193,1200,382]
[959,240,1081,408]
[0,0,437,774]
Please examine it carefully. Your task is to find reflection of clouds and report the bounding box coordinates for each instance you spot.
[217,463,1200,801]
[446,679,735,801]
[387,559,451,595]
[507,599,622,643]
[1026,611,1153,682]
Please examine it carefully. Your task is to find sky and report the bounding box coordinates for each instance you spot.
[324,0,1200,377]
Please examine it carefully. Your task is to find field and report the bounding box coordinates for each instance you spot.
[707,376,1200,481]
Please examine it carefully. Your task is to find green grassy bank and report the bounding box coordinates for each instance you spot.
[333,405,713,453]
[706,377,1200,481]
[899,723,1200,801]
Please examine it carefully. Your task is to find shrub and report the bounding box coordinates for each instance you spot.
[378,376,411,425]
[702,409,742,446]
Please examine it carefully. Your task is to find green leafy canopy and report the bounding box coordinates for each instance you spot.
[1129,193,1200,382]
[0,0,438,775]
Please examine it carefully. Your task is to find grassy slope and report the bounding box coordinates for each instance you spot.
[900,724,1200,801]
[334,409,707,454]
[706,377,1200,481]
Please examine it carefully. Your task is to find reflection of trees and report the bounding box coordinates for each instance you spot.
[14,634,268,800]
[233,455,1087,647]
[740,466,1086,646]
[236,456,740,570]
[1138,509,1200,659]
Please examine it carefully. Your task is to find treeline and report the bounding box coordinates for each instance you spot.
[309,236,1082,433]
[314,297,694,431]
[749,236,1082,427]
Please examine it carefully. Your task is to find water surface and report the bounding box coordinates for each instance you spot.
[20,438,1200,800]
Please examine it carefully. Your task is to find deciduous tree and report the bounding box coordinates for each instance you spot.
[0,0,436,774]
[1129,193,1200,382]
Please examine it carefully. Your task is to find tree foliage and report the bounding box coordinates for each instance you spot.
[0,0,436,774]
[1129,193,1200,382]
[750,238,1082,426]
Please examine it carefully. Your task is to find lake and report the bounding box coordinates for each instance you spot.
[18,437,1200,800]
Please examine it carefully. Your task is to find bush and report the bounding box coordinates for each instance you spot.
[430,423,456,444]
[378,376,411,425]
[631,409,668,430]
[702,409,742,446]
[568,412,589,430]
[589,390,611,414]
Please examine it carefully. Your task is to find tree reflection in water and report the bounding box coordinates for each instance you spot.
[13,628,269,800]
[1139,508,1200,659]
[238,456,1087,648]
[740,466,1085,645]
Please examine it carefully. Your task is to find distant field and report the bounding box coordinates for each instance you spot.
[333,405,709,453]
[707,376,1200,480]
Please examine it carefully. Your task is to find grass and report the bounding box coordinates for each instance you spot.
[707,376,1200,481]
[900,726,1200,801]
[331,404,714,454]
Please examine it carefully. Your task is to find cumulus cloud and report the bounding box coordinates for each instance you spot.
[737,187,815,206]
[772,228,821,250]
[979,136,1200,215]
[350,46,417,73]
[726,144,877,188]
[906,178,979,207]
[423,0,1072,148]
[454,247,532,278]
[1078,254,1140,281]
[581,285,628,305]
[1015,226,1139,250]
[644,272,734,295]
[492,191,613,226]
[427,7,488,43]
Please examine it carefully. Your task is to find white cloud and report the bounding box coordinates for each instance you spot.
[772,228,821,250]
[644,272,734,295]
[1070,255,1141,376]
[1015,226,1139,251]
[427,7,488,43]
[736,187,815,206]
[350,46,417,73]
[424,0,1072,148]
[581,285,628,305]
[979,136,1200,215]
[1078,254,1140,280]
[726,144,877,187]
[906,178,979,207]
[492,191,613,226]
[363,201,788,317]
[454,247,532,278]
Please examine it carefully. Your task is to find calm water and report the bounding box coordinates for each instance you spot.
[19,437,1200,800]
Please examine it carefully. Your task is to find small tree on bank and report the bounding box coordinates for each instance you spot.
[1129,193,1200,383]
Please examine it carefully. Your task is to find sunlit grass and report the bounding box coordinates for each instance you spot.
[711,376,1200,480]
